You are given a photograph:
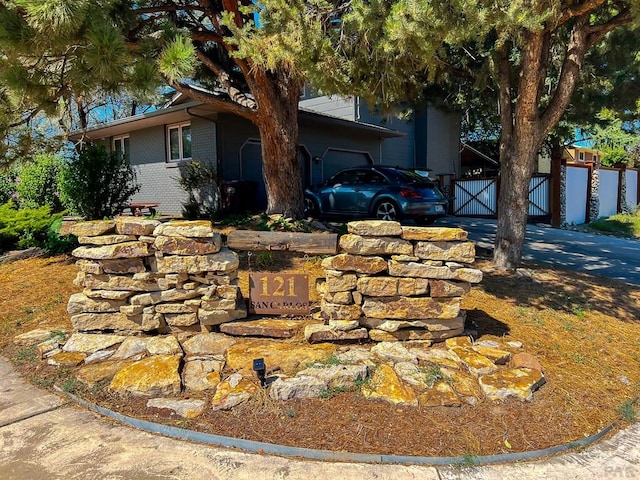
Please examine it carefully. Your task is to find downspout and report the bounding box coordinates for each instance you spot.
[186,107,221,180]
[186,107,223,213]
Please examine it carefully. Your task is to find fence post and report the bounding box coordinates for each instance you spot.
[586,163,594,223]
[617,165,626,213]
[551,157,562,227]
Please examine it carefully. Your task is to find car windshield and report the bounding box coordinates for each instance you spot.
[382,168,435,186]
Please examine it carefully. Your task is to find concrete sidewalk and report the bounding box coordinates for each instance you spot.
[1,358,638,479]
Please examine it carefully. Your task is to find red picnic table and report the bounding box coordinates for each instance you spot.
[123,202,159,216]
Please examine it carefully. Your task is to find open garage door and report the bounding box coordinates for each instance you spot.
[321,149,373,182]
[240,140,310,210]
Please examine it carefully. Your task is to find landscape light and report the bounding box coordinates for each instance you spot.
[253,358,266,387]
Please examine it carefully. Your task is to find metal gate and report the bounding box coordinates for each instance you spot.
[452,175,551,219]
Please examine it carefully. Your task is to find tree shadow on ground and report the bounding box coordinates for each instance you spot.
[465,308,510,337]
[478,263,640,322]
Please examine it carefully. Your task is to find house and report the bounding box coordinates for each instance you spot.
[563,145,603,166]
[70,91,461,215]
[299,90,462,179]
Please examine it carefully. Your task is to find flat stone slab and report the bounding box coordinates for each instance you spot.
[182,359,223,391]
[211,373,259,410]
[339,234,413,256]
[479,368,546,401]
[75,360,134,384]
[77,234,137,245]
[297,364,368,388]
[14,329,56,346]
[153,220,214,238]
[62,333,126,353]
[401,226,468,241]
[156,248,239,274]
[418,381,462,407]
[347,220,402,237]
[321,254,388,274]
[47,352,86,367]
[0,359,65,427]
[68,220,116,237]
[220,319,320,338]
[72,242,150,260]
[362,296,461,320]
[154,235,221,255]
[269,376,327,401]
[109,355,182,397]
[361,364,418,406]
[182,333,237,357]
[115,217,161,236]
[226,339,336,375]
[304,324,369,343]
[146,398,206,418]
[414,241,476,263]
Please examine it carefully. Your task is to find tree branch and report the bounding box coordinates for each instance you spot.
[586,7,634,46]
[557,0,607,26]
[540,18,590,136]
[193,48,257,111]
[221,0,245,29]
[7,109,40,129]
[166,78,257,121]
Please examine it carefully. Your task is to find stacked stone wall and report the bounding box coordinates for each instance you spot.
[68,218,246,334]
[314,220,483,343]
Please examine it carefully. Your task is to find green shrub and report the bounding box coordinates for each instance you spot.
[16,154,64,212]
[0,201,62,251]
[178,160,219,218]
[58,144,140,219]
[44,217,78,254]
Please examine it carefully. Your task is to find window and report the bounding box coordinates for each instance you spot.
[167,122,192,162]
[579,151,585,161]
[113,135,130,161]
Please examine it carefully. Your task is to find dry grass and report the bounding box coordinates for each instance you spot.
[1,253,640,457]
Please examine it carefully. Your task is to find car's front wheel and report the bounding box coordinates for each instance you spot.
[374,199,400,221]
[304,196,319,218]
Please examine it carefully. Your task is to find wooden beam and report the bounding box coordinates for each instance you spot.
[227,231,338,255]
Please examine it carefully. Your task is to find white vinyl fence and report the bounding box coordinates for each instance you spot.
[626,169,639,210]
[565,166,589,224]
[598,168,619,218]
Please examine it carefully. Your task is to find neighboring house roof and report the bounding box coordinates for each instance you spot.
[460,142,500,166]
[69,98,403,142]
[563,145,604,162]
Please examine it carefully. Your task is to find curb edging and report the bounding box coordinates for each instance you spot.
[59,388,619,466]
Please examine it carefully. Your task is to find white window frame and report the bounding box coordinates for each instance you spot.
[166,122,192,163]
[113,134,130,161]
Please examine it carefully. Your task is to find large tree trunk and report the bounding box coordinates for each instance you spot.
[494,132,539,268]
[252,71,305,218]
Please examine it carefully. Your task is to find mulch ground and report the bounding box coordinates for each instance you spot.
[1,250,639,457]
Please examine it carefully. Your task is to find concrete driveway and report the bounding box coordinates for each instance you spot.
[436,217,640,285]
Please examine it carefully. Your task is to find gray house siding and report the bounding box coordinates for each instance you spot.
[301,123,382,185]
[216,113,384,208]
[300,94,461,174]
[125,116,218,215]
[299,95,356,121]
[358,103,416,168]
[425,110,461,178]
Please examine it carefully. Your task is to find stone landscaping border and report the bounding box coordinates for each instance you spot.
[58,386,619,466]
